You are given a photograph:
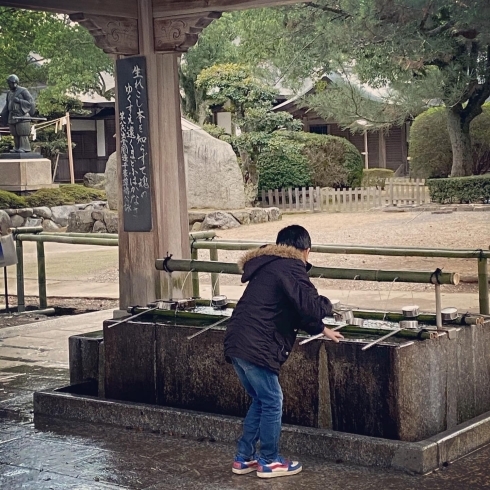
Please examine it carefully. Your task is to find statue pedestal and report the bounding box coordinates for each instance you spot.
[0,156,59,192]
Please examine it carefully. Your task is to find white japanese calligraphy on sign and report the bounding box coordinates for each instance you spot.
[118,63,151,215]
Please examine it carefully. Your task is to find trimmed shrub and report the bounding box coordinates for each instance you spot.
[362,168,394,189]
[25,185,106,208]
[257,131,364,191]
[410,104,490,179]
[0,135,14,153]
[257,134,311,191]
[427,174,490,203]
[300,133,364,189]
[0,190,27,209]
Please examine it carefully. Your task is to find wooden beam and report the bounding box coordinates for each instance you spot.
[153,0,302,17]
[0,0,137,18]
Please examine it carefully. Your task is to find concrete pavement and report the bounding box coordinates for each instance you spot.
[2,311,490,489]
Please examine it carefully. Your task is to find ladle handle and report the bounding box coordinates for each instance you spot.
[299,323,347,345]
[361,328,401,351]
[187,315,229,340]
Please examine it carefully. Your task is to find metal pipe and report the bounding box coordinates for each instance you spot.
[156,259,460,285]
[478,257,489,315]
[191,240,490,259]
[15,307,56,316]
[435,284,442,329]
[37,241,47,309]
[15,238,25,312]
[210,248,220,296]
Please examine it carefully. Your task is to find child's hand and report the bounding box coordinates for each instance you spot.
[323,327,344,343]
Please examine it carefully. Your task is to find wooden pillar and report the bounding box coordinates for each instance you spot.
[378,130,387,169]
[74,5,221,308]
[118,0,191,307]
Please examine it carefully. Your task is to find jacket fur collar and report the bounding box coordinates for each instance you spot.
[238,244,305,271]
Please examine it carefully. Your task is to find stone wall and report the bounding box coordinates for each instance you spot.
[0,204,282,233]
[0,201,108,232]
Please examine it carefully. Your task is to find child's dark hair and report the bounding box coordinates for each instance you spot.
[276,225,311,250]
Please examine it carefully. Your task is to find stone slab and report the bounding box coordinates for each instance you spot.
[33,388,490,474]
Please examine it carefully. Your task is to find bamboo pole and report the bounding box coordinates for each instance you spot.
[190,239,490,259]
[17,234,118,246]
[210,248,220,295]
[191,247,200,298]
[10,226,43,235]
[41,232,118,239]
[156,259,459,285]
[37,241,47,309]
[478,257,489,315]
[16,239,25,312]
[66,112,75,184]
[188,231,217,240]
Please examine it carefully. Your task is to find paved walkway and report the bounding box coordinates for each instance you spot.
[1,311,490,489]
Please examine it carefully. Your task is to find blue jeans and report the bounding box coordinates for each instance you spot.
[231,357,283,463]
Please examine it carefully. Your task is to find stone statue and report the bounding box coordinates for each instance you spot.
[0,74,35,153]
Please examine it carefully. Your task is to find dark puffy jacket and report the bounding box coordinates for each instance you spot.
[224,244,332,374]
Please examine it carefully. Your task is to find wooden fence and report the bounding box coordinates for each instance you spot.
[260,178,430,212]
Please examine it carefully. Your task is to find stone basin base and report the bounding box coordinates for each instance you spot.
[33,384,490,474]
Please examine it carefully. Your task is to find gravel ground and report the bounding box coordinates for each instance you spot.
[198,211,490,293]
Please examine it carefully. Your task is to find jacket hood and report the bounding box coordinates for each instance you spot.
[238,244,310,283]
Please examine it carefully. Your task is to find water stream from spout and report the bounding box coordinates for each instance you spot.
[210,271,224,305]
[382,277,398,322]
[344,274,359,308]
[180,269,195,298]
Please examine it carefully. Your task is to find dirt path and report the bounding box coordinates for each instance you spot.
[200,211,490,292]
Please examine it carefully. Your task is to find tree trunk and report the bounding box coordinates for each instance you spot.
[447,106,473,177]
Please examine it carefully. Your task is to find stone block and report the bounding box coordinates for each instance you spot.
[10,214,24,228]
[33,206,52,219]
[66,209,94,233]
[0,158,59,192]
[249,208,268,223]
[265,207,282,222]
[104,320,156,404]
[69,332,103,385]
[91,210,104,222]
[83,172,107,190]
[93,220,107,233]
[42,219,59,232]
[201,211,240,230]
[17,207,33,218]
[190,221,201,232]
[0,210,9,234]
[51,205,77,227]
[230,211,251,225]
[103,209,118,233]
[188,211,206,225]
[24,217,42,227]
[4,209,16,216]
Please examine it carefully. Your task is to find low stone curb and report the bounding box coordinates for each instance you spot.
[34,387,490,474]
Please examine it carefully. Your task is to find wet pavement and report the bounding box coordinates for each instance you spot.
[2,313,490,489]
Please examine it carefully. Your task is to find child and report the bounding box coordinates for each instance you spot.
[224,225,343,478]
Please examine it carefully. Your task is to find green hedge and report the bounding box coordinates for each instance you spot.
[410,104,490,178]
[427,174,490,203]
[0,190,27,209]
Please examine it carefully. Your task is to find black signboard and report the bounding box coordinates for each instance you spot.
[116,56,152,232]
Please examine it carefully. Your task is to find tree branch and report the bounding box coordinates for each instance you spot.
[304,2,351,19]
[425,20,455,37]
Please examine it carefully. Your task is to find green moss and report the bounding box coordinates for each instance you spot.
[0,190,27,209]
[24,185,107,208]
